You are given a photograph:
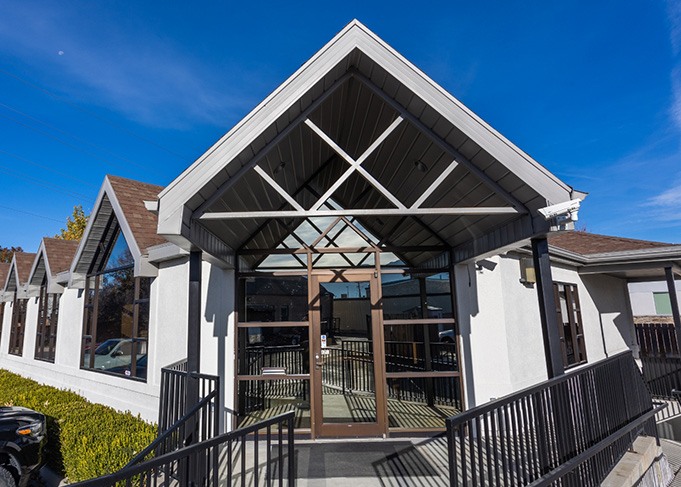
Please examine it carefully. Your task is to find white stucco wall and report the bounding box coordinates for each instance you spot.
[457,253,635,409]
[628,280,681,316]
[0,258,194,422]
[198,262,235,432]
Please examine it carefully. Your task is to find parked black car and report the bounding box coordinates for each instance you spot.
[0,407,46,487]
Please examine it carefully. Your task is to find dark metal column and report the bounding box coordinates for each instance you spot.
[186,250,202,443]
[665,267,681,352]
[532,237,564,378]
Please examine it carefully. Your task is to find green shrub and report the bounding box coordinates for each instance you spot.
[0,370,157,482]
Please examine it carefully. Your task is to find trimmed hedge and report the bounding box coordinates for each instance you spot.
[0,370,157,482]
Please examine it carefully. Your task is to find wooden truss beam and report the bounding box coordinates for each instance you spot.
[193,72,352,219]
[304,116,405,210]
[351,71,529,214]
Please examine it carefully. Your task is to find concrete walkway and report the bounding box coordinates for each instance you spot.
[662,438,681,487]
[291,437,449,486]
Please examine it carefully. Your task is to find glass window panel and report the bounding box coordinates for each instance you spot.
[312,253,376,268]
[237,379,310,430]
[384,323,457,373]
[240,276,309,322]
[104,231,134,270]
[654,292,673,315]
[9,298,27,356]
[96,268,135,342]
[425,273,453,318]
[238,327,309,375]
[257,254,306,269]
[82,271,149,381]
[386,376,461,429]
[382,274,421,320]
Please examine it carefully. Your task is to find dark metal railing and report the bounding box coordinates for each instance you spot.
[70,411,296,487]
[158,359,220,435]
[635,322,681,396]
[634,321,681,419]
[125,388,220,467]
[446,351,660,486]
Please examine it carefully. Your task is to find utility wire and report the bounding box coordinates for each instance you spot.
[0,110,145,171]
[0,149,97,188]
[0,67,190,161]
[0,101,150,172]
[0,165,90,200]
[0,204,63,223]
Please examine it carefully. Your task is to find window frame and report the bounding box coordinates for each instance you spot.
[80,220,150,381]
[553,281,587,369]
[35,274,60,363]
[8,293,27,356]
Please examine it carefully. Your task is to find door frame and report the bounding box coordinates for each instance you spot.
[309,270,388,437]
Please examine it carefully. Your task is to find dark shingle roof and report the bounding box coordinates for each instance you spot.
[0,263,9,288]
[107,175,166,253]
[549,232,675,256]
[43,238,80,274]
[14,253,37,285]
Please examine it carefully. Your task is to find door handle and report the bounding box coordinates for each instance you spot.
[315,353,324,369]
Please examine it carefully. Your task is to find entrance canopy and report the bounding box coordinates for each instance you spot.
[157,20,583,268]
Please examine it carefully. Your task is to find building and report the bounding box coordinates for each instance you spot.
[0,21,678,443]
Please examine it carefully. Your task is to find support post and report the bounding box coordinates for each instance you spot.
[665,267,681,353]
[532,237,564,378]
[186,250,202,444]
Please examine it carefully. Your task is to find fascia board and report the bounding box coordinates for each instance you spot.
[158,20,359,199]
[157,23,360,232]
[135,257,158,278]
[159,20,575,240]
[69,181,109,279]
[53,270,70,285]
[16,283,30,300]
[350,24,572,205]
[103,176,144,265]
[26,284,40,298]
[577,246,681,264]
[147,243,189,263]
[27,241,47,287]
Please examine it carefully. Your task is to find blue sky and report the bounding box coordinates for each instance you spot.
[0,1,680,252]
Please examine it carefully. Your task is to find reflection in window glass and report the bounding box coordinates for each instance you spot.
[237,379,311,430]
[104,231,134,270]
[237,327,309,375]
[384,323,457,373]
[386,376,461,429]
[8,298,27,356]
[240,277,309,322]
[35,275,60,363]
[81,228,150,380]
[382,272,453,319]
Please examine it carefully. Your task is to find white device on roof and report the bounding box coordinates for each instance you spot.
[538,199,581,223]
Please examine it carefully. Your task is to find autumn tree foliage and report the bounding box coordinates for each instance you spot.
[55,205,88,241]
[0,246,23,263]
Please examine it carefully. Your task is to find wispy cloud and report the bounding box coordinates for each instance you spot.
[645,176,681,223]
[0,3,259,129]
[667,0,681,56]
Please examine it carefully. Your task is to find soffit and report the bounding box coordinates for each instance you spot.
[160,21,577,267]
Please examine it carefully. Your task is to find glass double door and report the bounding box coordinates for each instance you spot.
[310,271,386,437]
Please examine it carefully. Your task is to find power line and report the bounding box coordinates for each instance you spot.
[0,165,91,200]
[0,110,146,171]
[0,149,97,188]
[0,68,190,161]
[0,100,151,171]
[0,204,63,224]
